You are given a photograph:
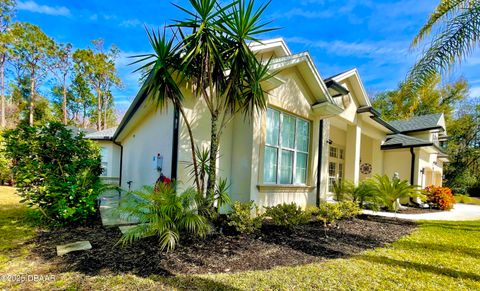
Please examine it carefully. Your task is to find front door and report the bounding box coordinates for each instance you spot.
[328,144,345,193]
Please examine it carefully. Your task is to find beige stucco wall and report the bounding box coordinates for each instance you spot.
[383,149,412,182]
[120,105,175,190]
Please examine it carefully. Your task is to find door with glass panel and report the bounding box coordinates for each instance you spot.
[263,108,310,185]
[328,145,345,192]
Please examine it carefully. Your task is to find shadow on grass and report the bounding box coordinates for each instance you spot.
[356,254,480,281]
[393,240,480,259]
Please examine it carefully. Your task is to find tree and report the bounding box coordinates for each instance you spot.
[71,73,94,128]
[50,43,73,125]
[0,0,15,128]
[10,22,55,126]
[175,0,274,196]
[73,40,121,131]
[408,1,480,90]
[372,75,468,122]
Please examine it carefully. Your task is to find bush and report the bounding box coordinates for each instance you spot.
[227,201,263,234]
[117,183,211,251]
[425,186,455,210]
[368,175,424,212]
[3,123,103,225]
[317,203,343,227]
[264,203,310,228]
[337,201,362,219]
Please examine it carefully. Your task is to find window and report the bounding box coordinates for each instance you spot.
[263,108,310,185]
[100,147,108,177]
[328,145,345,192]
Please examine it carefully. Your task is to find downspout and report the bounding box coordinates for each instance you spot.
[410,147,415,185]
[113,140,123,187]
[316,119,324,207]
[171,105,180,181]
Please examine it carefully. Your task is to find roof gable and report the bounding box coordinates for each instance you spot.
[325,68,372,108]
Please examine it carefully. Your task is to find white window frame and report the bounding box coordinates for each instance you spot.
[328,144,345,192]
[264,108,310,185]
[100,147,108,177]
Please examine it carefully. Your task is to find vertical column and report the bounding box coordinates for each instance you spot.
[345,124,361,185]
[371,138,383,176]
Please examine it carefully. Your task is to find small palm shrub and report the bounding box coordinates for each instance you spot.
[349,181,383,211]
[332,179,353,201]
[117,183,211,252]
[227,201,263,233]
[425,186,455,210]
[368,175,423,212]
[264,203,310,228]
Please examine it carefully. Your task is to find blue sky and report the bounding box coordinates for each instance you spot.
[14,0,480,112]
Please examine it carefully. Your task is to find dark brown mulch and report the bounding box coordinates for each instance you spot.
[30,215,416,277]
[397,206,442,214]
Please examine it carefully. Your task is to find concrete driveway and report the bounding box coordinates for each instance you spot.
[363,203,480,221]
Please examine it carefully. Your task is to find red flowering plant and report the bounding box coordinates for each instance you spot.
[424,186,456,211]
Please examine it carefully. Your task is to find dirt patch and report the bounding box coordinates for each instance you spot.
[30,215,416,276]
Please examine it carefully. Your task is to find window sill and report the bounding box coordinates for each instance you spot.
[257,184,315,193]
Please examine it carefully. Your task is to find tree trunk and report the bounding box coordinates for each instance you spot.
[178,104,201,194]
[103,98,107,129]
[29,75,35,126]
[82,103,87,128]
[206,111,219,196]
[96,88,102,130]
[0,57,5,128]
[62,83,67,125]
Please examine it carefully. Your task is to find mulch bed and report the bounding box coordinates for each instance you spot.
[30,215,416,277]
[397,206,442,214]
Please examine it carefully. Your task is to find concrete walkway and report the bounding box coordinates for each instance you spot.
[99,190,138,226]
[363,203,480,221]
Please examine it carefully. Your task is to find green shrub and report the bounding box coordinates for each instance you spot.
[227,201,263,233]
[3,123,103,225]
[332,179,353,201]
[264,203,310,228]
[117,183,211,252]
[305,205,320,217]
[317,203,343,227]
[337,201,362,219]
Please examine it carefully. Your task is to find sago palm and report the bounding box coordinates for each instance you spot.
[368,175,423,212]
[408,0,480,90]
[117,183,211,251]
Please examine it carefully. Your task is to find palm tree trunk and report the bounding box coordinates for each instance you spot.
[0,57,5,128]
[177,104,201,194]
[206,110,219,195]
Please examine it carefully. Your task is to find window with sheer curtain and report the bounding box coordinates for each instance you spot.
[263,108,310,185]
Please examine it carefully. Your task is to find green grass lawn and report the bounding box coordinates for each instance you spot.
[1,187,479,290]
[455,194,480,206]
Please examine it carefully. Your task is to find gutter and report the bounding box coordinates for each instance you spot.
[410,147,415,185]
[171,105,179,181]
[316,119,324,207]
[356,106,399,133]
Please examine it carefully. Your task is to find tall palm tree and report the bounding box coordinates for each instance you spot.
[175,0,274,196]
[133,29,201,193]
[408,1,480,90]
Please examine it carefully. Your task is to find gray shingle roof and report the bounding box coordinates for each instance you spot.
[388,113,444,133]
[85,127,117,140]
[382,134,432,149]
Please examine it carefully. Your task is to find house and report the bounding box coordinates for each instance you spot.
[86,38,448,208]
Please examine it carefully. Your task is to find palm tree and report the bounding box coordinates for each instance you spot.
[117,183,211,251]
[133,29,201,193]
[368,175,423,212]
[174,0,274,196]
[408,1,480,90]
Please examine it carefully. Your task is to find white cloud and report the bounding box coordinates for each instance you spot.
[120,19,143,28]
[271,8,334,19]
[17,1,71,17]
[469,86,480,98]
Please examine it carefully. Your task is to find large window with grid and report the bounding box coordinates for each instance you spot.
[263,108,310,185]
